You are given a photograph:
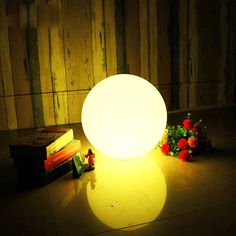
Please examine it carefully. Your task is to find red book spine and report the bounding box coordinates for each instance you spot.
[44,140,81,172]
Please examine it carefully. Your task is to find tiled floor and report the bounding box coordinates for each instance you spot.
[0,106,236,236]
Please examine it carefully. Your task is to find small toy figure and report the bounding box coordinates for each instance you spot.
[85,148,95,171]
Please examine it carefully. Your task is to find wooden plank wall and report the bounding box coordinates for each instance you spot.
[198,0,220,106]
[179,0,236,109]
[0,0,235,130]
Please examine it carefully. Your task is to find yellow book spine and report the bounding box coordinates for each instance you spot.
[45,129,74,158]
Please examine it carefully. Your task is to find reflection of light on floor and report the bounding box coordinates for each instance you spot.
[86,154,167,230]
[51,177,84,209]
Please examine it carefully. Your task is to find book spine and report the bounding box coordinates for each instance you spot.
[13,158,45,171]
[9,145,45,160]
[44,140,81,172]
[72,153,86,178]
[16,159,73,186]
[45,129,74,158]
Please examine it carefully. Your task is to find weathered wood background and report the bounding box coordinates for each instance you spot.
[0,0,235,130]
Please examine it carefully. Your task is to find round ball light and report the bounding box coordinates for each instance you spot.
[81,74,167,159]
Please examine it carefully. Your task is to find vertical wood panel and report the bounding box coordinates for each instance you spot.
[63,0,93,90]
[37,1,50,28]
[0,0,3,30]
[50,0,67,125]
[62,0,93,124]
[53,92,68,125]
[19,1,27,29]
[115,0,127,73]
[49,0,65,91]
[38,28,52,93]
[37,0,55,126]
[0,0,18,130]
[188,0,198,107]
[8,0,29,95]
[157,0,171,110]
[139,0,149,80]
[0,98,7,130]
[15,95,34,129]
[227,0,236,103]
[8,27,29,95]
[198,0,219,106]
[104,0,117,76]
[149,0,158,85]
[26,27,41,93]
[50,28,68,123]
[0,0,14,96]
[169,0,179,109]
[29,1,37,28]
[157,0,171,85]
[6,0,19,27]
[37,0,62,28]
[50,28,67,92]
[91,0,106,84]
[0,62,3,96]
[26,27,44,127]
[42,93,55,126]
[198,0,219,83]
[125,0,140,76]
[5,96,18,130]
[68,91,88,124]
[9,4,27,93]
[218,1,228,105]
[179,0,188,108]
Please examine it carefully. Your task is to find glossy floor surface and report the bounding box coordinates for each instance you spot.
[0,106,236,235]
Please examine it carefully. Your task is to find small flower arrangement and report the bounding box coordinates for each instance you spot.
[158,113,212,161]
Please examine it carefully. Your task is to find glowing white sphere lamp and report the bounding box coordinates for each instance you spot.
[81,74,167,159]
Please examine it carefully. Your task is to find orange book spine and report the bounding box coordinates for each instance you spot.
[44,140,81,172]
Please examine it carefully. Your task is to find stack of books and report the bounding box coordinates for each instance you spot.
[9,127,81,186]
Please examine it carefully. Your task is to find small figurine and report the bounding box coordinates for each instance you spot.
[85,148,95,171]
